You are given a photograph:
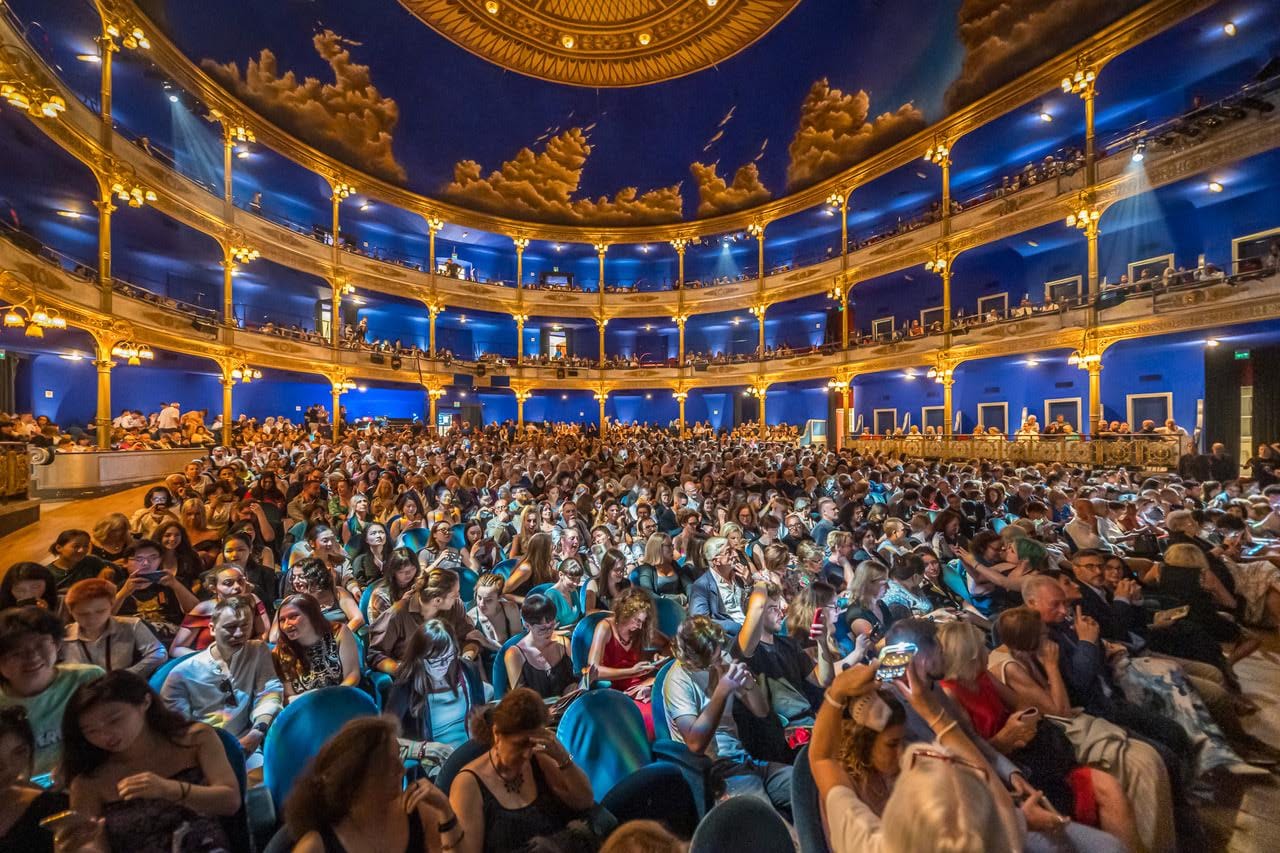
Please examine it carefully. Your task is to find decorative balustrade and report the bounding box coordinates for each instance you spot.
[848,435,1186,469]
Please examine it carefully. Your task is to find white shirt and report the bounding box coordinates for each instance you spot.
[712,571,746,623]
[160,640,282,737]
[662,657,744,761]
[826,786,886,853]
[157,405,180,429]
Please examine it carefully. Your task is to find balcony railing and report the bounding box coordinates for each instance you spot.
[850,434,1187,469]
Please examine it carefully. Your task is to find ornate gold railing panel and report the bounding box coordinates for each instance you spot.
[849,436,1188,470]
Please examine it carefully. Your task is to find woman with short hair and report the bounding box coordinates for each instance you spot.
[504,595,575,700]
[60,579,166,679]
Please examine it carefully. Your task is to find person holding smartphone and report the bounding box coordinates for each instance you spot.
[112,540,197,647]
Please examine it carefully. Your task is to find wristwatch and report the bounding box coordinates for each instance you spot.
[252,721,271,736]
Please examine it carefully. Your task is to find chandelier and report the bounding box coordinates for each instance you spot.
[2,279,67,337]
[230,363,261,383]
[111,340,154,365]
[1,47,67,119]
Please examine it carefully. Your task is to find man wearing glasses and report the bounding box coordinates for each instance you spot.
[160,596,282,768]
[113,539,198,646]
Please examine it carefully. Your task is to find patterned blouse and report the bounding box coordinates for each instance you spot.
[272,625,345,696]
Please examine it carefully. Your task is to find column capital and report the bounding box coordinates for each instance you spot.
[328,178,356,202]
[671,313,689,327]
[425,301,444,317]
[512,312,529,325]
[97,3,152,50]
[749,303,768,319]
[423,214,445,234]
[593,242,609,256]
[595,316,609,329]
[512,236,530,251]
[1061,56,1100,98]
[923,135,952,168]
[669,237,689,253]
[924,242,958,274]
[209,108,255,144]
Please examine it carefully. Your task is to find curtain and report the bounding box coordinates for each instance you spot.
[1203,346,1242,460]
[1251,345,1280,449]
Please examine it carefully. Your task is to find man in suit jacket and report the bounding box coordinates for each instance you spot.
[687,536,748,634]
[1209,442,1238,483]
[1067,549,1145,642]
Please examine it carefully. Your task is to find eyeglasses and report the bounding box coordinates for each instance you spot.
[217,678,238,708]
[908,748,989,782]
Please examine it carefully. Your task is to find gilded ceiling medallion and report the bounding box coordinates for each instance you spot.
[398,0,804,87]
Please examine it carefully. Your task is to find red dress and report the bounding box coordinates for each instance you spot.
[602,626,656,738]
[940,673,1097,825]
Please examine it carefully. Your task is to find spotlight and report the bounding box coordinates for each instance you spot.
[1131,141,1145,162]
[1025,358,1040,367]
[1207,181,1223,193]
[1205,339,1221,347]
[56,210,81,219]
[1039,110,1053,122]
[168,94,178,103]
[76,53,101,63]
[1223,21,1236,37]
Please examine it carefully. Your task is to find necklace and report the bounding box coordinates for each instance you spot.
[489,749,524,794]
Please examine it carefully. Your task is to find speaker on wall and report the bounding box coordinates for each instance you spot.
[390,355,402,370]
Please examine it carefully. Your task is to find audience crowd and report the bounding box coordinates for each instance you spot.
[2,416,1280,851]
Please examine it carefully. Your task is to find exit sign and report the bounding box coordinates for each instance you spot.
[1235,349,1251,360]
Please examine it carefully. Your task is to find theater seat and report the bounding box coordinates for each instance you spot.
[436,738,488,795]
[791,745,830,853]
[601,762,699,840]
[651,659,715,818]
[556,689,651,800]
[148,652,195,692]
[262,686,378,814]
[570,611,612,671]
[690,795,793,853]
[653,595,686,639]
[490,632,527,699]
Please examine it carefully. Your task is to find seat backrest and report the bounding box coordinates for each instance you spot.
[212,726,253,853]
[791,745,830,853]
[653,596,686,639]
[490,632,528,700]
[459,568,479,608]
[556,689,651,800]
[941,559,975,605]
[492,558,519,579]
[397,528,431,553]
[449,523,467,549]
[436,738,487,794]
[528,582,554,598]
[358,581,381,623]
[262,686,378,812]
[650,658,677,738]
[570,611,612,672]
[148,652,195,692]
[690,795,793,853]
[599,762,699,841]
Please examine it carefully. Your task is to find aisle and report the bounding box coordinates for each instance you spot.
[0,484,152,566]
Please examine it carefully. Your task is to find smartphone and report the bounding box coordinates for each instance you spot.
[875,642,918,682]
[134,571,166,585]
[809,609,825,640]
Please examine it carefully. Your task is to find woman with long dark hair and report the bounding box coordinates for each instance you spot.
[0,563,59,611]
[286,716,455,853]
[368,547,421,624]
[60,670,240,852]
[247,470,287,512]
[47,529,116,592]
[152,521,204,592]
[220,531,279,619]
[348,521,390,594]
[506,531,555,599]
[271,593,360,703]
[583,548,630,613]
[385,619,484,749]
[274,558,363,640]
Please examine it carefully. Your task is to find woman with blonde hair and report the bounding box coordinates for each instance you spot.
[842,561,905,644]
[370,478,397,523]
[179,498,219,548]
[634,532,690,599]
[90,513,133,563]
[508,504,541,559]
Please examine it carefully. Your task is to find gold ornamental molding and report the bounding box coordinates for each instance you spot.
[99,0,1212,242]
[398,0,803,88]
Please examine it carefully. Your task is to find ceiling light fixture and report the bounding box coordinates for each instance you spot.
[1223,21,1236,37]
[561,34,576,49]
[110,340,154,366]
[705,0,719,7]
[1025,358,1040,367]
[1205,338,1221,347]
[56,210,81,219]
[168,94,178,103]
[1131,140,1146,162]
[76,53,101,63]
[637,32,652,46]
[1207,180,1223,193]
[485,1,500,13]
[1039,109,1053,122]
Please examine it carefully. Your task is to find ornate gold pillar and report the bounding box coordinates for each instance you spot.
[673,390,688,438]
[427,386,446,432]
[1086,218,1100,300]
[1088,362,1103,432]
[513,312,529,365]
[329,279,344,350]
[750,303,767,357]
[427,303,442,357]
[513,388,532,429]
[513,236,529,291]
[596,317,608,368]
[673,314,688,366]
[942,376,956,437]
[594,243,608,293]
[92,177,115,311]
[594,389,609,433]
[828,378,849,450]
[220,375,234,447]
[424,216,443,287]
[93,350,113,450]
[670,238,688,289]
[220,245,235,327]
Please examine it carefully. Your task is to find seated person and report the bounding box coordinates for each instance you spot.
[159,597,282,768]
[169,566,271,657]
[465,573,522,674]
[59,579,166,679]
[285,717,460,853]
[0,606,104,780]
[62,671,241,852]
[113,539,199,646]
[369,568,479,675]
[449,688,597,853]
[736,582,836,727]
[0,563,59,611]
[504,595,576,700]
[271,593,361,703]
[661,615,792,810]
[544,558,586,628]
[385,619,484,755]
[366,547,420,624]
[0,704,69,853]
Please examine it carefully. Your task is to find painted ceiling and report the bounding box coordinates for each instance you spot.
[126,0,1147,226]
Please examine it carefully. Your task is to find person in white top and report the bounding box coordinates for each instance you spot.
[157,402,181,433]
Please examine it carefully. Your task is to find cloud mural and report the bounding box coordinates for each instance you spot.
[786,79,925,188]
[443,129,683,226]
[203,30,407,183]
[944,0,1146,111]
[691,161,772,217]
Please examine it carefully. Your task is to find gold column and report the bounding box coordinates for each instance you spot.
[514,389,531,429]
[220,243,235,326]
[220,375,234,447]
[330,280,343,350]
[670,238,687,289]
[1088,362,1103,432]
[594,390,609,433]
[942,376,956,437]
[93,180,114,311]
[514,313,528,365]
[221,127,234,209]
[427,387,445,432]
[750,304,767,358]
[941,154,952,238]
[514,236,529,291]
[595,243,608,293]
[93,350,113,450]
[674,315,687,366]
[1083,82,1097,187]
[941,264,953,335]
[1086,219,1100,300]
[331,383,343,442]
[756,385,768,434]
[828,378,849,450]
[97,29,116,151]
[427,303,441,357]
[425,216,443,289]
[674,391,688,438]
[596,318,608,368]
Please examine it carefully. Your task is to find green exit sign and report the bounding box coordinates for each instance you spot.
[1235,349,1251,360]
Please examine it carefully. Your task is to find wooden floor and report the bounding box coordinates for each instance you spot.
[2,486,1280,848]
